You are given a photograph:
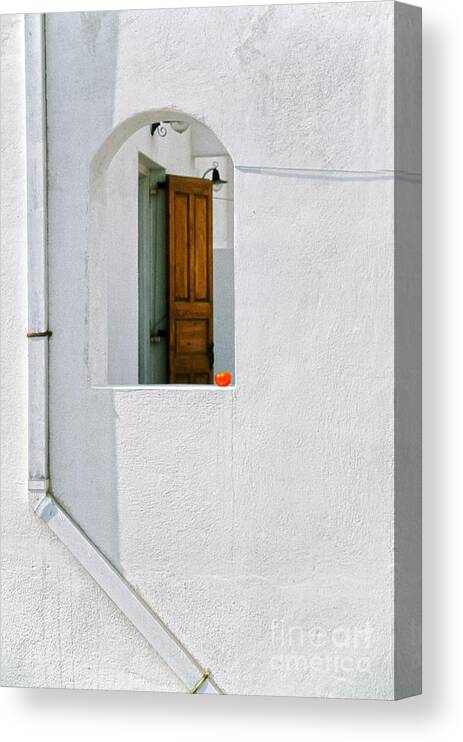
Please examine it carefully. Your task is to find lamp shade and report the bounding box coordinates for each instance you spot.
[170,120,189,134]
[211,167,227,192]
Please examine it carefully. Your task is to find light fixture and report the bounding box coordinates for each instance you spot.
[169,120,189,134]
[150,120,189,137]
[202,161,228,192]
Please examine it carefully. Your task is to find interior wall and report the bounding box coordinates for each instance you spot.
[105,122,234,385]
[194,155,235,378]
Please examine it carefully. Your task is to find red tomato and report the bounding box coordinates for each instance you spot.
[215,371,232,387]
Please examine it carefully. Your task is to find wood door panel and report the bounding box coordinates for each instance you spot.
[173,372,211,384]
[175,319,209,354]
[174,356,211,373]
[174,303,210,319]
[173,192,190,301]
[194,195,209,301]
[194,373,211,384]
[167,175,213,384]
[174,374,191,384]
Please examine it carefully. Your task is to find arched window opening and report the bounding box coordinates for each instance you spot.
[98,114,235,386]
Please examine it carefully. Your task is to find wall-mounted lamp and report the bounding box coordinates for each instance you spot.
[169,120,189,134]
[202,161,228,192]
[150,121,190,137]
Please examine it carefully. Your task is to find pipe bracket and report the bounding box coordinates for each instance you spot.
[190,670,210,694]
[27,330,52,337]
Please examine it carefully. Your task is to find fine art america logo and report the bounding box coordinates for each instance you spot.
[270,620,374,676]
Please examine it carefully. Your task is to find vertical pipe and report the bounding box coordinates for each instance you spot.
[25,14,49,507]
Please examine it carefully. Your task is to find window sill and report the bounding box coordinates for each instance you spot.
[93,384,236,391]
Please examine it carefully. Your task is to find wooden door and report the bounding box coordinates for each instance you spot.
[167,175,213,383]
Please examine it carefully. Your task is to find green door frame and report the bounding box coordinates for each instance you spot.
[138,155,168,384]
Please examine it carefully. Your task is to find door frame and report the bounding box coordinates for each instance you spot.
[138,155,168,384]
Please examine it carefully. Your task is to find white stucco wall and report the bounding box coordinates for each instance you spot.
[0,3,421,699]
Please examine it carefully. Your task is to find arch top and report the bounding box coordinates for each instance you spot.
[90,108,235,179]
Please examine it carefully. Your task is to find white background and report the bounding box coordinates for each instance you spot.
[0,0,460,739]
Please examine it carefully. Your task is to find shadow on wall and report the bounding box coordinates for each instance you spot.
[47,11,122,567]
[49,11,236,578]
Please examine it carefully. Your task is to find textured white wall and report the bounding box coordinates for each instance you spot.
[0,2,421,699]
